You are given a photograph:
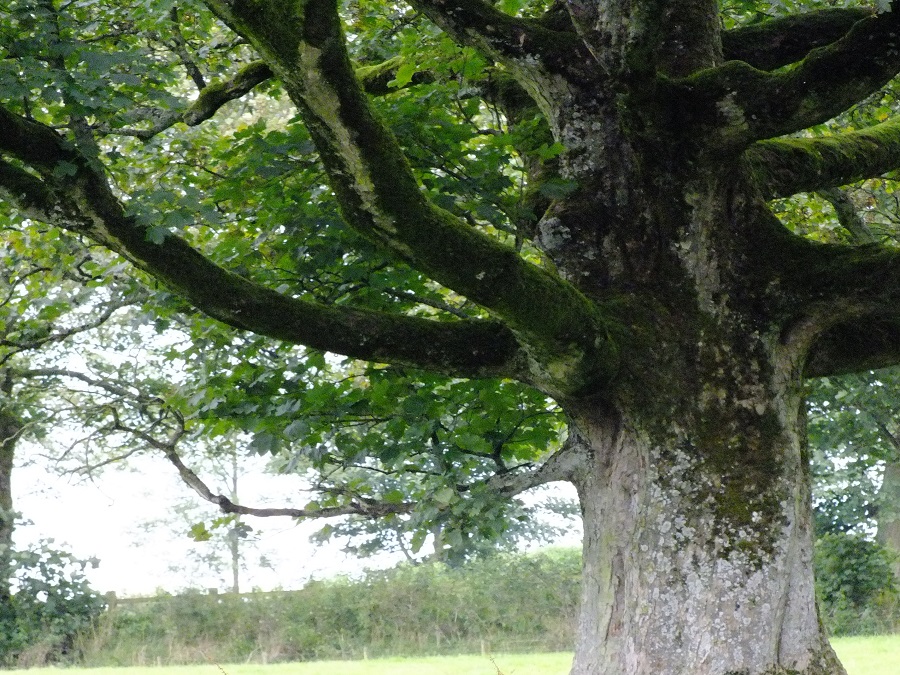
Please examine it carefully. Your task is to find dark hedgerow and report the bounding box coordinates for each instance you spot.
[0,540,104,667]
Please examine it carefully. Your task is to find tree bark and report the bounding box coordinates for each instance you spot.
[535,62,848,670]
[568,383,841,674]
[0,408,18,601]
[876,460,900,581]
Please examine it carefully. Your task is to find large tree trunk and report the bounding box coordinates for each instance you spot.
[559,249,844,672]
[540,99,845,672]
[568,393,841,674]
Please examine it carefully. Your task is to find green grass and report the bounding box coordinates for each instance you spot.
[830,635,900,675]
[9,636,899,674]
[6,654,566,675]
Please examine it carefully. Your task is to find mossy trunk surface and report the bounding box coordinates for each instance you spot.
[568,366,840,674]
[550,178,845,672]
[540,70,845,673]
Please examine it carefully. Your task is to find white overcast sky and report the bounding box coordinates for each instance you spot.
[13,445,581,596]
[13,447,399,595]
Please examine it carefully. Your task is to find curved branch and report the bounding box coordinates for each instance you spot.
[676,5,900,146]
[745,119,900,198]
[163,444,415,519]
[771,240,900,377]
[819,187,879,245]
[722,7,872,72]
[484,434,584,497]
[807,316,900,378]
[201,0,620,394]
[0,106,526,380]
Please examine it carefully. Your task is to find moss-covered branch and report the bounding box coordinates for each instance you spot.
[96,60,273,140]
[0,106,526,380]
[819,187,879,245]
[200,0,621,396]
[744,119,900,198]
[407,0,583,72]
[761,229,900,377]
[100,57,425,140]
[722,7,872,72]
[675,4,900,146]
[807,317,900,378]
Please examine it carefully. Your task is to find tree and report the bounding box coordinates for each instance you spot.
[9,0,900,672]
[808,369,900,577]
[0,221,138,599]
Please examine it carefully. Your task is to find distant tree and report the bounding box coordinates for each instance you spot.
[808,370,900,578]
[0,224,138,598]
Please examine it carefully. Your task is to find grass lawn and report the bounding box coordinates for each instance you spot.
[10,635,898,674]
[830,635,900,675]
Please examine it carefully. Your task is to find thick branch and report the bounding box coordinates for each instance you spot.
[0,107,526,380]
[407,0,583,73]
[807,317,900,378]
[745,119,900,198]
[819,187,879,245]
[773,241,900,377]
[200,0,620,395]
[676,5,900,145]
[722,7,873,71]
[561,0,722,77]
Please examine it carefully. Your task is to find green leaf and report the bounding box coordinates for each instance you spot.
[188,522,212,542]
[389,62,417,89]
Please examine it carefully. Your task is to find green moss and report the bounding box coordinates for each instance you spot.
[746,119,900,198]
[723,7,872,71]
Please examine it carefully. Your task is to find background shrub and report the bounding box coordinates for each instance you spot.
[81,548,581,666]
[814,532,899,636]
[66,543,900,666]
[0,541,104,667]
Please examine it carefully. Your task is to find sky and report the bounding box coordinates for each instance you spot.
[13,448,405,596]
[13,445,582,597]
